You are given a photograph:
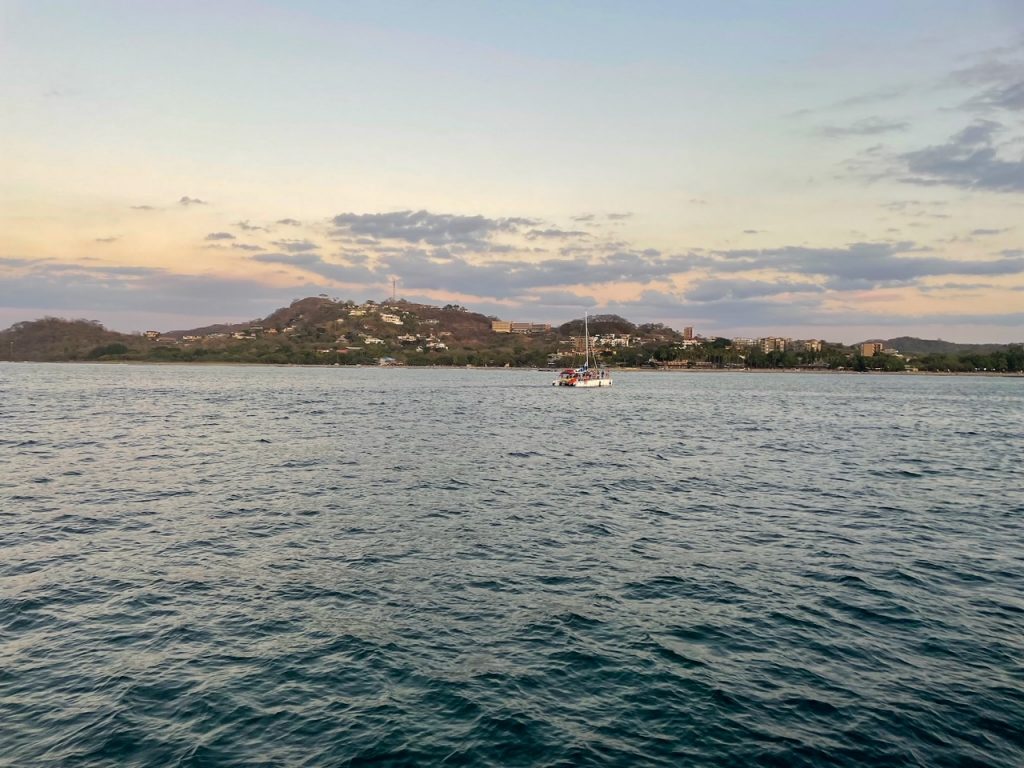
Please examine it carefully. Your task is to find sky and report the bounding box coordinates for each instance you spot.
[2,0,1023,343]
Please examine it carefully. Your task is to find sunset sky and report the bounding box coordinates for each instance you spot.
[2,1,1023,342]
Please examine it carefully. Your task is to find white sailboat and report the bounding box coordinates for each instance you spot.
[553,313,613,387]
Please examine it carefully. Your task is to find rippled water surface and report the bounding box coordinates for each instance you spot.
[2,363,1023,767]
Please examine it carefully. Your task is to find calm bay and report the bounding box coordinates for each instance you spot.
[2,363,1022,766]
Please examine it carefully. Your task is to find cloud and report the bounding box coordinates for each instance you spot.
[970,227,1010,236]
[742,229,762,235]
[0,257,45,268]
[237,220,267,232]
[966,80,1024,111]
[276,218,302,226]
[94,236,119,243]
[130,205,157,211]
[250,252,325,267]
[603,284,1024,337]
[898,120,1024,192]
[520,290,597,308]
[252,245,698,299]
[231,243,265,251]
[5,247,1022,341]
[570,214,596,223]
[708,241,1024,288]
[330,210,539,247]
[0,260,325,321]
[950,52,1024,112]
[816,117,910,138]
[179,196,207,206]
[270,238,319,253]
[204,232,236,241]
[789,86,912,118]
[684,278,824,303]
[832,86,912,111]
[606,212,632,221]
[524,228,590,240]
[248,229,1024,301]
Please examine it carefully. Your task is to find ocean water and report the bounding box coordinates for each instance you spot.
[2,363,1022,767]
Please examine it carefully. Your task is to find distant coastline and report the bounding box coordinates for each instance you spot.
[3,297,1022,374]
[5,359,1022,378]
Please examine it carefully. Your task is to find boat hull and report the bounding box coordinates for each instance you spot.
[552,376,613,387]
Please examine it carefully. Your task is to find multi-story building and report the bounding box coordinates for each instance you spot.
[683,326,694,340]
[492,320,550,334]
[759,337,790,353]
[860,342,884,357]
[592,334,631,348]
[794,339,823,353]
[570,336,594,354]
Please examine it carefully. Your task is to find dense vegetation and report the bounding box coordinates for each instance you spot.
[2,297,1021,373]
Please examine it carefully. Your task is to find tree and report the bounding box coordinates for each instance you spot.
[87,342,129,359]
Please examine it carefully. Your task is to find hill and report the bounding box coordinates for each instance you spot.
[3,298,1020,371]
[880,337,1017,355]
[0,318,140,362]
[1,297,553,365]
[557,314,636,337]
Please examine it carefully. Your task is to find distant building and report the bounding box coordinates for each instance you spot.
[570,336,596,354]
[593,334,631,348]
[760,337,789,353]
[794,339,823,353]
[732,337,756,347]
[683,326,694,340]
[380,313,403,325]
[143,330,160,340]
[492,320,550,334]
[861,342,884,357]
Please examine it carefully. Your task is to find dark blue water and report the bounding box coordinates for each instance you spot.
[2,364,1022,767]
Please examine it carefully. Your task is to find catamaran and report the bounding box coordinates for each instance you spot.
[553,313,613,387]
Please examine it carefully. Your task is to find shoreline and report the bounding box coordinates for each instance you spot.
[3,360,1022,377]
